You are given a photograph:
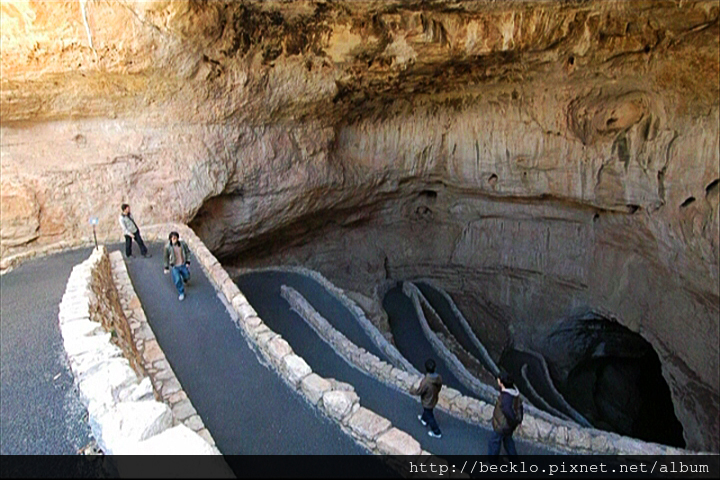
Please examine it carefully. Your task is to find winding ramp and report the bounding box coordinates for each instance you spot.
[415,282,499,378]
[414,281,591,427]
[236,272,563,455]
[121,244,370,456]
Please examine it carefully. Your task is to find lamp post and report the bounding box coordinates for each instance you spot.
[89,217,99,250]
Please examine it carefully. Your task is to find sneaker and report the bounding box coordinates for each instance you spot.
[126,255,134,259]
[178,293,185,301]
[142,253,152,258]
[428,431,442,439]
[417,415,427,426]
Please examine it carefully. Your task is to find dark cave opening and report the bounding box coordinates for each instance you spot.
[197,187,698,449]
[542,314,685,448]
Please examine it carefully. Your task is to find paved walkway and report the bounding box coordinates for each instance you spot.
[383,285,475,398]
[415,282,497,375]
[1,243,564,463]
[236,272,564,456]
[119,243,376,457]
[1,248,95,456]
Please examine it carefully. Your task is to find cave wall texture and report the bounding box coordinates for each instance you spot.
[1,0,718,451]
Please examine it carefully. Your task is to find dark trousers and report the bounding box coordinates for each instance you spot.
[124,231,148,257]
[421,408,441,435]
[488,430,517,457]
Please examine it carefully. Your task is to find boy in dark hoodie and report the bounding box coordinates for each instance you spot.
[410,359,443,438]
[488,371,521,457]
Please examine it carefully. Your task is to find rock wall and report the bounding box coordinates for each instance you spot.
[1,0,718,451]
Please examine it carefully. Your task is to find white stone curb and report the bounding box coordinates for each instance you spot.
[139,223,426,457]
[58,245,220,455]
[109,250,220,451]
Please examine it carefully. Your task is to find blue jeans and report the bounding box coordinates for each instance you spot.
[421,408,441,435]
[488,430,517,456]
[171,265,190,294]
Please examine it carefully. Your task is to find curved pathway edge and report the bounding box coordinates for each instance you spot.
[140,224,429,458]
[7,222,702,456]
[57,246,219,455]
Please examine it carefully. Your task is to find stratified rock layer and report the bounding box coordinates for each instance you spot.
[1,0,718,452]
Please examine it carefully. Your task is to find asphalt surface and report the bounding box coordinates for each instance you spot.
[0,248,95,456]
[119,243,376,457]
[383,285,474,398]
[0,242,563,464]
[271,270,389,363]
[415,282,496,375]
[416,282,585,423]
[236,273,563,455]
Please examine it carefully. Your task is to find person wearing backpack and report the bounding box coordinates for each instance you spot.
[488,371,522,457]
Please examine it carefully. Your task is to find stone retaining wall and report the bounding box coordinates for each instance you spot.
[1,239,94,274]
[406,281,580,429]
[413,279,592,427]
[58,245,218,455]
[232,264,419,375]
[45,223,702,457]
[407,283,500,404]
[141,227,696,456]
[396,282,694,454]
[415,279,500,377]
[109,251,218,449]
[139,223,433,458]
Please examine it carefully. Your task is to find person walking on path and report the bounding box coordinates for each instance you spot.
[488,371,522,458]
[410,359,443,438]
[119,204,151,259]
[163,231,191,301]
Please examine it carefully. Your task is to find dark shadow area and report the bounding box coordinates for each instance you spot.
[236,273,563,455]
[540,313,685,448]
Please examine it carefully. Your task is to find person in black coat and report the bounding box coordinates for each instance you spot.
[488,371,521,457]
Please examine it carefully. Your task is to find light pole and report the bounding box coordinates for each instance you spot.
[89,217,99,250]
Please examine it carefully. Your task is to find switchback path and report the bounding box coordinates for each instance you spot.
[120,243,372,456]
[383,285,475,398]
[236,272,563,456]
[415,282,497,377]
[415,282,590,425]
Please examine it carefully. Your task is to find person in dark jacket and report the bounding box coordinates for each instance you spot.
[163,231,191,301]
[488,371,520,457]
[410,359,443,438]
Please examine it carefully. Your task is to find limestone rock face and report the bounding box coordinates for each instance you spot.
[0,0,718,452]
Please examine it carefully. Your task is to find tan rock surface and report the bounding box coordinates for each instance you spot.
[0,0,717,452]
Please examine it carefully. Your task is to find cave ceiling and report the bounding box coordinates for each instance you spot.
[1,0,718,125]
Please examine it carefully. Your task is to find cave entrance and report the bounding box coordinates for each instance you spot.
[198,185,693,448]
[541,313,685,448]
